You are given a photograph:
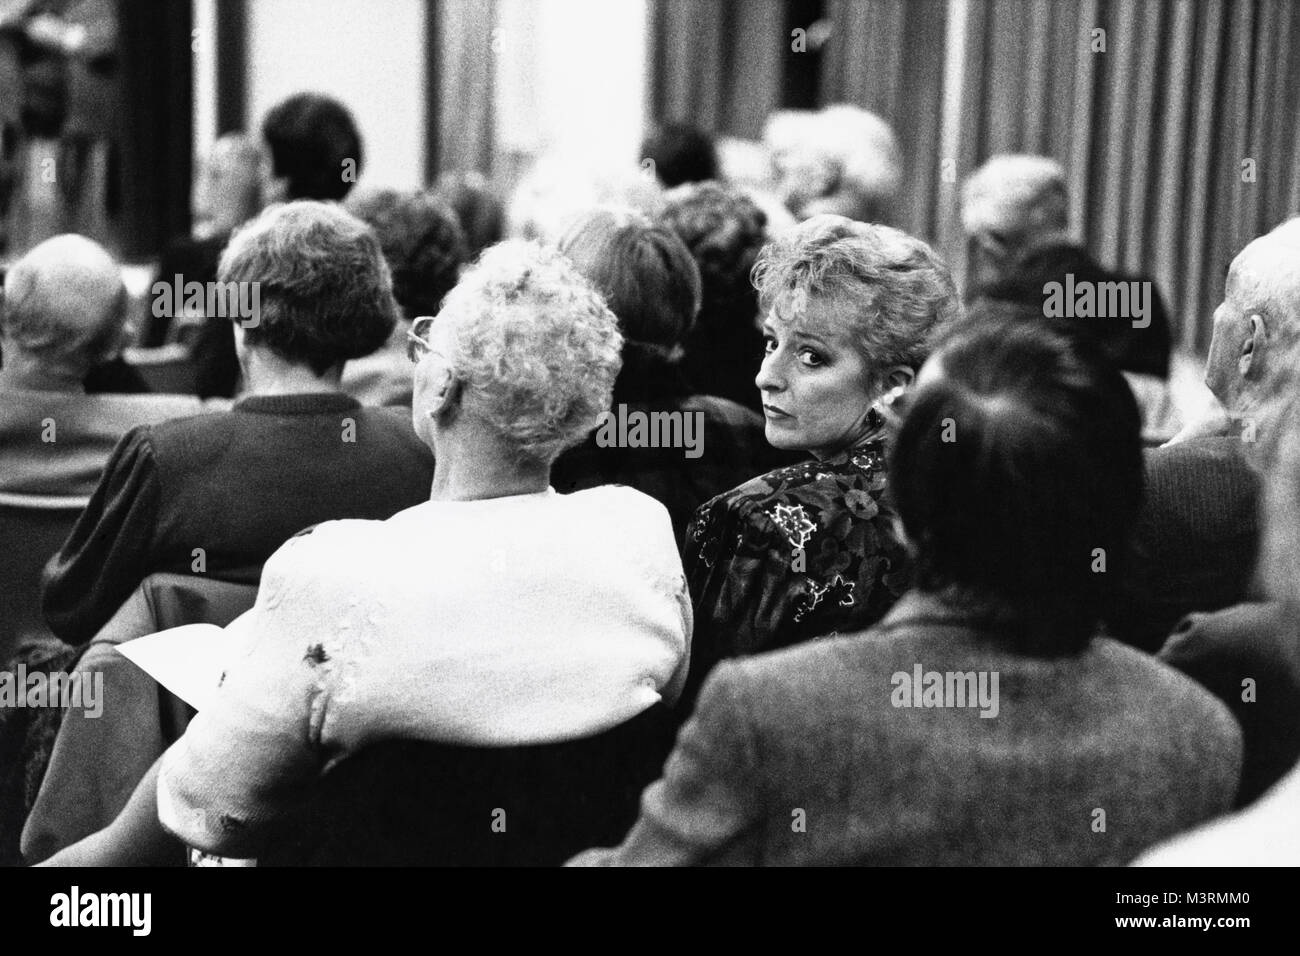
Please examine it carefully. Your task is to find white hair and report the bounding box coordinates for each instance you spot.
[961,154,1069,238]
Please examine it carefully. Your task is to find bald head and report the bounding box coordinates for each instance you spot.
[1205,218,1300,430]
[1,234,127,374]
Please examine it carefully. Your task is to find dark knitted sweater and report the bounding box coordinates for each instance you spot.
[41,393,434,644]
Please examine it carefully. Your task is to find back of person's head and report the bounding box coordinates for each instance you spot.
[345,189,468,319]
[557,207,701,349]
[219,201,397,374]
[640,122,720,188]
[261,93,363,201]
[656,180,766,314]
[764,106,901,223]
[434,170,505,259]
[961,154,1069,254]
[891,312,1143,654]
[0,234,126,377]
[1208,216,1300,427]
[431,240,623,465]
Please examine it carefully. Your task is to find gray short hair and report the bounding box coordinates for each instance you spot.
[437,239,623,464]
[752,215,959,385]
[0,234,126,369]
[219,201,398,374]
[962,154,1068,239]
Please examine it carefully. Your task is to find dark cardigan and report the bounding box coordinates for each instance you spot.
[41,393,434,644]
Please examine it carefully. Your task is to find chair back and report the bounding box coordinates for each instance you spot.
[0,494,87,664]
[258,703,677,866]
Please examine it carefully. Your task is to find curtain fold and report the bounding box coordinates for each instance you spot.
[820,0,948,238]
[431,0,496,177]
[936,0,1300,352]
[647,0,783,141]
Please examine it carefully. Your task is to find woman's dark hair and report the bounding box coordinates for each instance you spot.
[890,309,1144,654]
[345,189,468,319]
[639,123,719,188]
[219,201,398,375]
[261,93,363,201]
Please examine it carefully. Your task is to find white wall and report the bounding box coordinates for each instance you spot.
[245,0,427,190]
[495,0,647,166]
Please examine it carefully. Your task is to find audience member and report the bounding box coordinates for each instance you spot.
[1136,393,1300,864]
[571,316,1241,866]
[434,170,505,259]
[142,134,265,349]
[342,188,468,406]
[552,207,778,544]
[0,234,210,501]
[40,240,690,865]
[40,202,434,644]
[192,93,364,398]
[639,122,719,188]
[1113,219,1300,649]
[681,215,956,705]
[763,105,902,224]
[656,180,767,411]
[961,154,1173,381]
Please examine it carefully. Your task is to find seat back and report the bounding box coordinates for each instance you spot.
[258,703,677,867]
[0,495,86,665]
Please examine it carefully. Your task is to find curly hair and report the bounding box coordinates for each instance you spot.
[656,181,767,309]
[219,201,398,374]
[345,189,468,319]
[435,240,623,464]
[752,215,959,388]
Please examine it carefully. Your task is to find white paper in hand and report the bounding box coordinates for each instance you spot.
[116,623,232,712]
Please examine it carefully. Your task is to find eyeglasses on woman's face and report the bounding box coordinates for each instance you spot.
[406,315,437,364]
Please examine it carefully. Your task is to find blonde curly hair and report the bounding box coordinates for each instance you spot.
[435,240,624,464]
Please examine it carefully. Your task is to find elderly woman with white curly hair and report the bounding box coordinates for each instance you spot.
[681,215,959,706]
[42,241,692,866]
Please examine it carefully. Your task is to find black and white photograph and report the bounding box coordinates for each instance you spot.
[0,0,1296,926]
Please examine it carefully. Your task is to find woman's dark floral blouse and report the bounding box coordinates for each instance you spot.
[681,433,911,704]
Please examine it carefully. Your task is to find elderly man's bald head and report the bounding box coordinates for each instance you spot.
[1,234,127,371]
[1205,217,1300,435]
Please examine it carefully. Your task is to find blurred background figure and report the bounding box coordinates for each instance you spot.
[763,104,901,225]
[141,134,264,349]
[639,121,718,189]
[0,233,206,500]
[433,169,504,261]
[0,0,119,256]
[342,187,468,407]
[656,179,767,412]
[507,151,661,245]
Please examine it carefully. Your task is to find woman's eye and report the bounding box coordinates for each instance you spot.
[762,336,777,354]
[798,349,824,367]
